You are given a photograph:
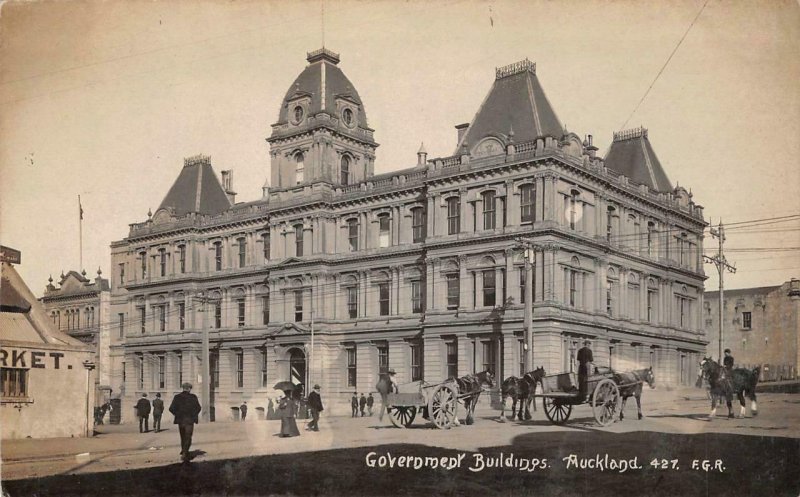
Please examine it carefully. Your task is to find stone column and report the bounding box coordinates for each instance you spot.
[458,255,469,310]
[459,188,468,233]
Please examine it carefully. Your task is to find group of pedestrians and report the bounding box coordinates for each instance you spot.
[134,392,165,433]
[350,392,374,417]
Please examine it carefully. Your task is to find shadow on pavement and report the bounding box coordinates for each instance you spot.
[5,432,799,497]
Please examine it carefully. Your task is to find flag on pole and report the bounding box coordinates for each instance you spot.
[79,195,84,220]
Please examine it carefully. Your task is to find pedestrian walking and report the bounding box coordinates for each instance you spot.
[135,393,151,433]
[152,393,164,432]
[367,393,374,416]
[240,401,248,421]
[307,384,323,431]
[278,391,300,437]
[169,382,202,463]
[376,369,399,422]
[351,392,358,417]
[359,393,367,417]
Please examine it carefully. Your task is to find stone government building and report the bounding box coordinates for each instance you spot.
[108,49,707,420]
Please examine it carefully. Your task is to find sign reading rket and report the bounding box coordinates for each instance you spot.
[0,348,66,369]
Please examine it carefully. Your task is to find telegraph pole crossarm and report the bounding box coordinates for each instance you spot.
[704,221,737,360]
[513,237,535,372]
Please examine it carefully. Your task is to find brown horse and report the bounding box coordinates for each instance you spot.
[613,368,655,420]
[447,370,495,425]
[499,367,546,421]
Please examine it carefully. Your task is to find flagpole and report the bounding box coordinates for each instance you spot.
[78,195,83,271]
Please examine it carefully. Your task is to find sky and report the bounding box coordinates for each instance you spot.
[1,0,798,297]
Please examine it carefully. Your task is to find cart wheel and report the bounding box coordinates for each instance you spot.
[387,406,417,428]
[428,384,458,429]
[592,379,620,426]
[542,397,573,424]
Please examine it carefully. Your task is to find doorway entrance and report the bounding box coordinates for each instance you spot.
[289,348,307,388]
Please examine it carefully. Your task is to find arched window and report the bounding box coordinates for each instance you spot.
[294,152,304,184]
[482,191,496,230]
[519,184,535,223]
[568,190,581,230]
[647,278,659,323]
[340,155,351,185]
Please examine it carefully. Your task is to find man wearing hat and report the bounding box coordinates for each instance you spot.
[169,383,202,462]
[577,340,594,402]
[152,393,164,432]
[375,368,399,422]
[723,349,735,373]
[135,393,151,433]
[307,384,323,431]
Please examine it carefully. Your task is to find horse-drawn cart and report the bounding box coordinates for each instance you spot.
[386,380,460,429]
[533,370,625,427]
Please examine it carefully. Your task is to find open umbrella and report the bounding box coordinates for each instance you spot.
[273,381,296,392]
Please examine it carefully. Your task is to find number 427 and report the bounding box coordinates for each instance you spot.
[650,459,679,470]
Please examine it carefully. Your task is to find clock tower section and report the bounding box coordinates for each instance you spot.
[266,48,378,192]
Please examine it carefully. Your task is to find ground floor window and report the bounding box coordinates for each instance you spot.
[446,341,458,378]
[481,339,497,376]
[1,368,28,398]
[347,347,357,387]
[410,341,423,381]
[378,345,389,374]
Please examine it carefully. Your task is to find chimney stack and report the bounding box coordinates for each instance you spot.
[455,123,470,146]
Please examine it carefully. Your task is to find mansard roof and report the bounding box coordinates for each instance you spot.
[157,155,232,217]
[276,48,368,127]
[603,127,673,193]
[455,59,563,154]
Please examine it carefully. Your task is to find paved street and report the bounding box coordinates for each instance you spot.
[2,388,799,496]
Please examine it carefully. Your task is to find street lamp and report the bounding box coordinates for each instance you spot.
[82,360,96,437]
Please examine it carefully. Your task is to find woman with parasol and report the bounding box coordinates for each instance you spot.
[274,381,300,437]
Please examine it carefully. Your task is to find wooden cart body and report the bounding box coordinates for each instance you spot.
[533,371,629,426]
[385,380,464,429]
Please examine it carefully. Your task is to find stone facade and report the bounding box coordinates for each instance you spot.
[704,279,800,381]
[110,49,708,421]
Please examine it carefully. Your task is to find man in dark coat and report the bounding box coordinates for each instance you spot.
[240,402,248,421]
[307,384,323,431]
[367,393,375,416]
[351,392,358,417]
[723,349,734,373]
[135,393,152,433]
[375,369,399,422]
[577,340,594,402]
[359,393,367,416]
[169,383,202,462]
[152,393,164,432]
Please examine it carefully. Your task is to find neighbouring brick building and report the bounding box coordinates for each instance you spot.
[705,278,800,381]
[109,49,707,420]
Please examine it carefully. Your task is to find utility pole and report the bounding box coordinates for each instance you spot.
[703,220,736,360]
[194,293,211,422]
[515,238,535,372]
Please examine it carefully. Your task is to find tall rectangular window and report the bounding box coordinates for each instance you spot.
[446,341,458,378]
[410,340,423,381]
[137,356,144,390]
[214,301,222,329]
[158,355,165,389]
[482,269,496,307]
[158,305,166,332]
[119,263,125,284]
[379,215,390,248]
[378,283,390,316]
[1,368,28,398]
[482,191,496,230]
[742,311,752,330]
[178,245,186,273]
[377,345,389,374]
[519,269,526,304]
[262,233,271,262]
[262,295,270,325]
[294,290,303,322]
[139,307,146,334]
[176,352,183,387]
[482,340,497,376]
[347,286,358,319]
[237,299,246,327]
[411,281,422,314]
[446,274,460,310]
[118,313,125,339]
[214,242,223,271]
[519,340,526,376]
[569,270,578,307]
[295,224,304,257]
[238,237,246,268]
[178,303,185,330]
[159,248,167,277]
[447,197,460,235]
[412,207,425,242]
[347,347,357,387]
[348,219,359,251]
[607,207,615,242]
[210,352,219,388]
[647,223,656,257]
[236,350,244,389]
[607,280,615,316]
[569,194,579,230]
[140,251,147,279]
[261,349,269,387]
[520,184,535,223]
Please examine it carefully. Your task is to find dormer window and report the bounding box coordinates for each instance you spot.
[342,108,354,127]
[292,106,304,124]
